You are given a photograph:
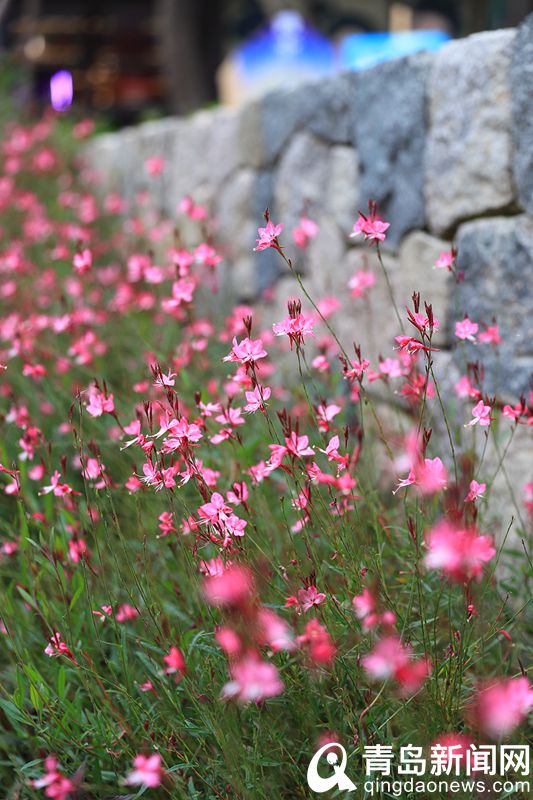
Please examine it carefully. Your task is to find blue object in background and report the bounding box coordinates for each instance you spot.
[235,11,335,90]
[339,30,450,71]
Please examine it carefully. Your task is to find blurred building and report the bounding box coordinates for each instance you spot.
[1,0,532,123]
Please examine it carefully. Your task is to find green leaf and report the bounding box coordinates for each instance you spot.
[57,665,66,699]
[0,699,27,727]
[70,576,85,610]
[29,684,41,711]
[18,503,30,551]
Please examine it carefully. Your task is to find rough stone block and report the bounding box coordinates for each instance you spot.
[353,52,432,247]
[324,146,360,234]
[305,215,348,298]
[274,131,331,232]
[215,169,258,245]
[511,13,533,214]
[426,30,516,236]
[398,231,453,346]
[238,72,357,169]
[167,107,242,207]
[454,215,533,398]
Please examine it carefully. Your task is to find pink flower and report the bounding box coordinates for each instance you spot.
[353,588,376,621]
[226,481,248,506]
[455,375,478,399]
[73,118,95,138]
[298,585,326,612]
[353,589,396,630]
[394,335,433,356]
[296,618,336,666]
[350,209,389,244]
[363,638,407,680]
[116,604,138,622]
[157,511,176,537]
[502,402,524,422]
[178,195,207,220]
[425,519,495,582]
[267,444,288,470]
[292,216,318,248]
[68,538,88,563]
[215,407,245,428]
[466,400,493,428]
[145,156,164,176]
[163,645,186,679]
[160,416,203,449]
[478,324,501,346]
[195,243,222,267]
[72,248,92,275]
[344,357,370,381]
[434,250,455,270]
[198,491,231,524]
[44,632,76,663]
[256,608,295,652]
[317,296,341,318]
[199,557,226,577]
[273,311,315,348]
[153,369,176,388]
[165,277,195,309]
[318,434,348,471]
[285,432,314,458]
[455,316,478,342]
[92,604,112,621]
[33,756,75,800]
[222,652,283,703]
[316,403,341,431]
[379,357,403,378]
[407,311,437,335]
[1,540,18,557]
[202,565,254,607]
[244,385,271,412]
[224,514,247,538]
[430,734,473,771]
[465,479,486,502]
[40,471,77,497]
[469,677,533,738]
[363,635,431,696]
[215,625,242,655]
[348,270,375,298]
[140,461,163,490]
[524,482,533,515]
[394,456,448,495]
[417,456,448,494]
[254,219,283,251]
[223,337,268,365]
[126,753,165,788]
[85,385,114,417]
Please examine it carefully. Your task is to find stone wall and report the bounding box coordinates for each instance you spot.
[85,15,533,402]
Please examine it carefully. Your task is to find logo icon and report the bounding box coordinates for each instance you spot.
[307,742,357,793]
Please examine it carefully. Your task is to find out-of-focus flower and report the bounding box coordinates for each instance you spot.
[33,756,75,800]
[425,520,495,582]
[222,652,283,703]
[469,677,533,739]
[363,635,431,696]
[455,317,478,342]
[126,753,165,788]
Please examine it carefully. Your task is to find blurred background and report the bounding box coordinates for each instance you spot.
[1,0,532,126]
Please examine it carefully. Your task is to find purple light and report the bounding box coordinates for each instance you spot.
[50,70,73,112]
